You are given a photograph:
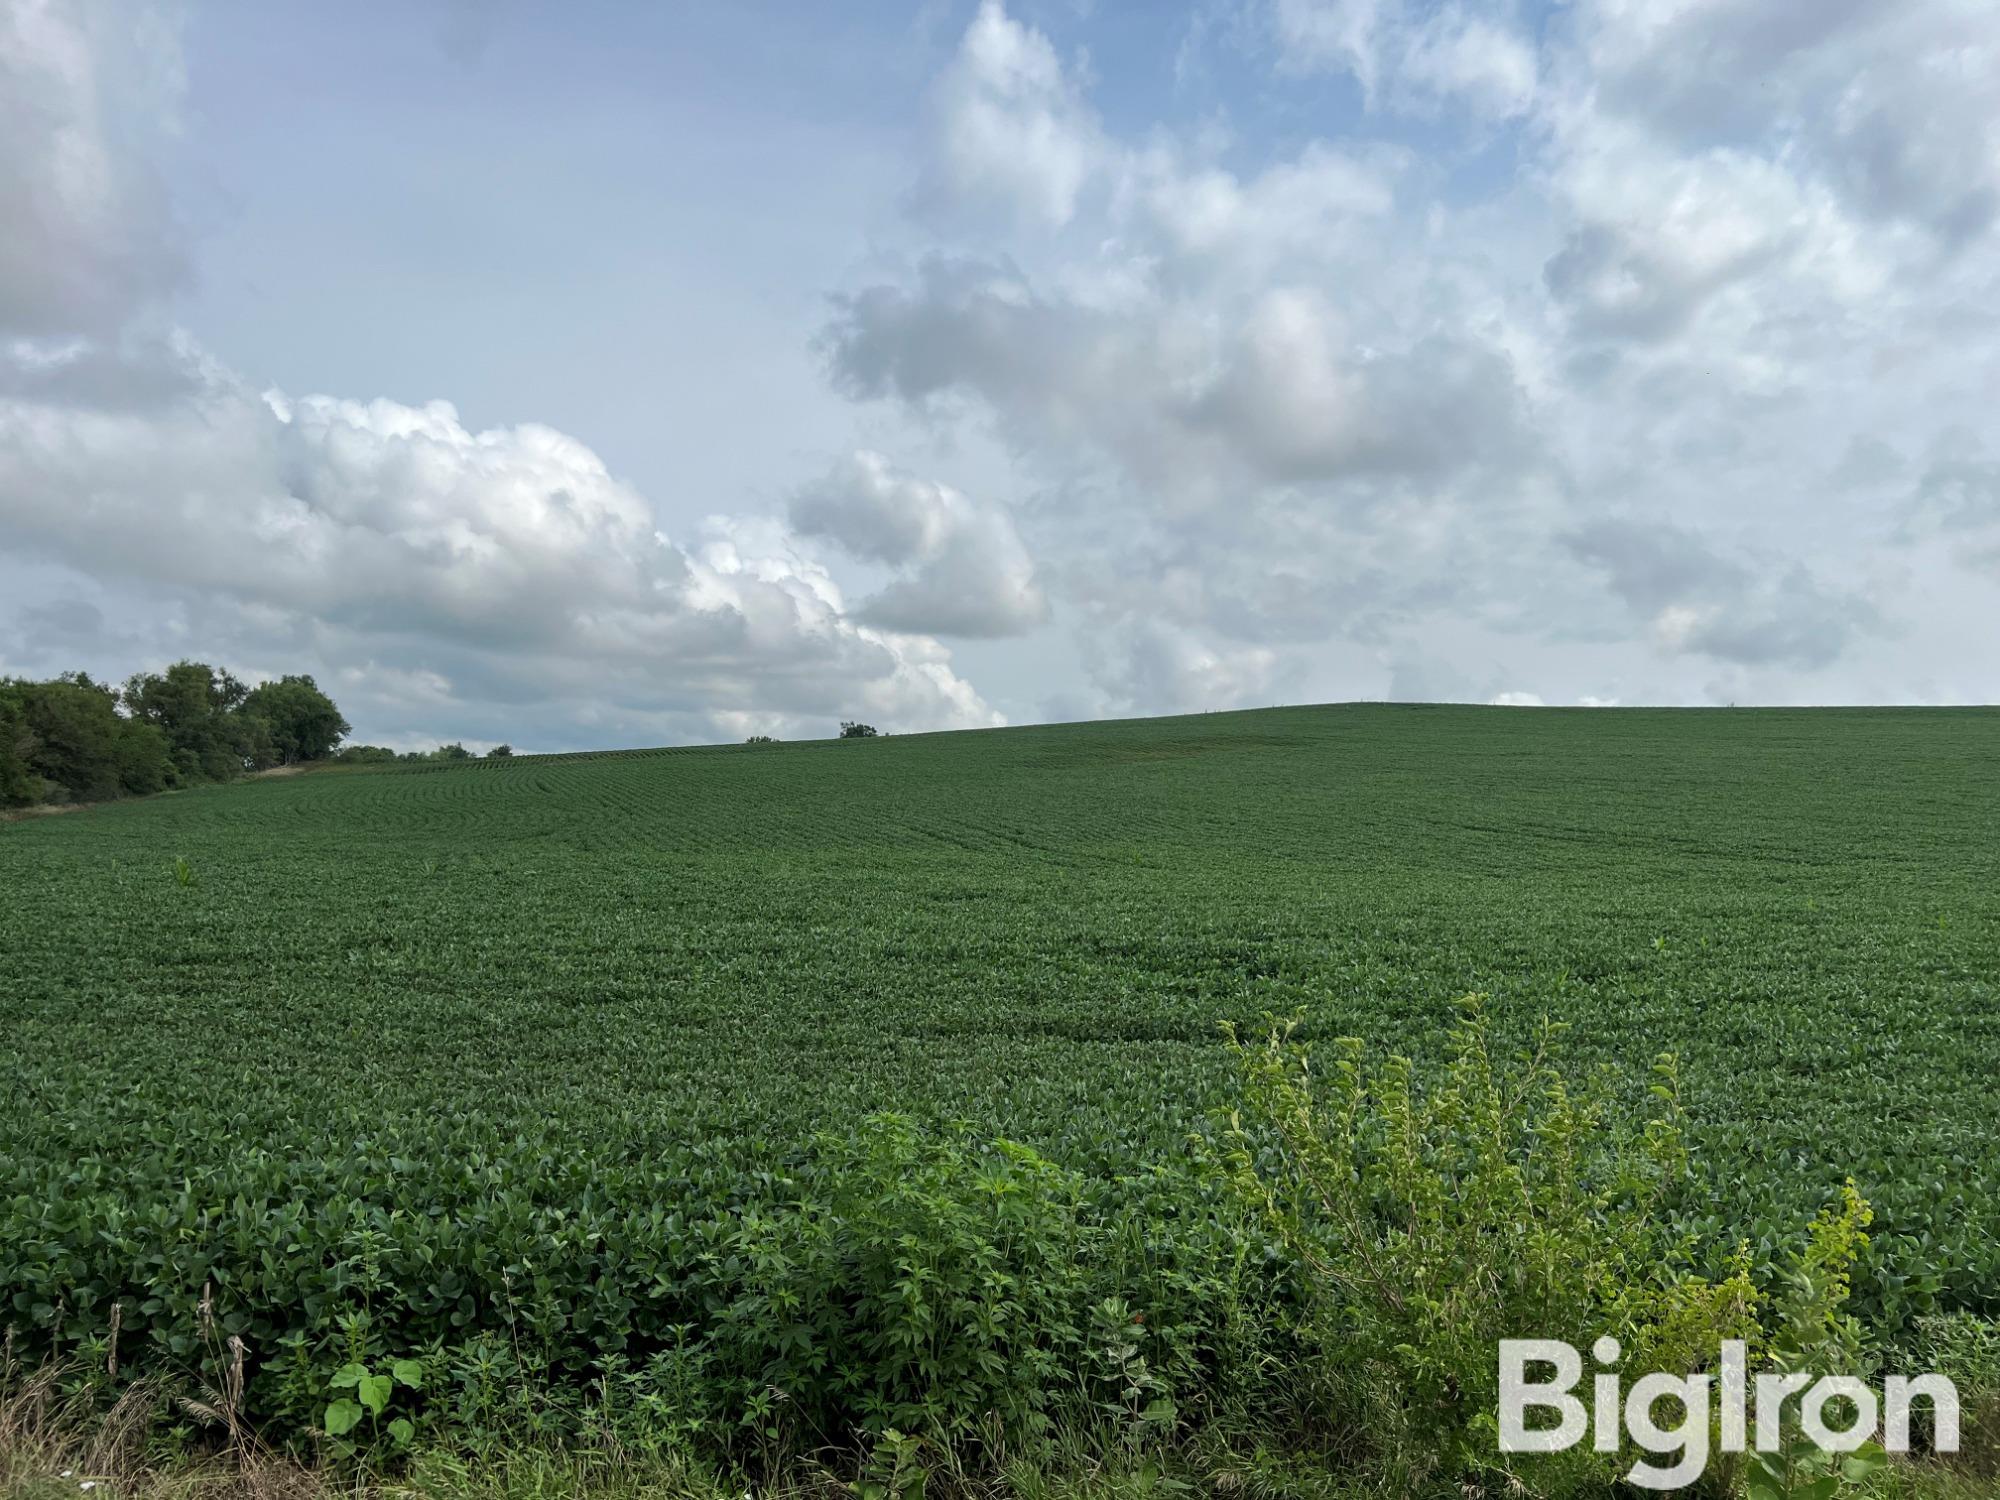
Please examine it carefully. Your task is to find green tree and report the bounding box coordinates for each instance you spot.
[110,709,175,795]
[486,744,513,759]
[839,721,880,739]
[122,660,253,783]
[0,684,35,807]
[241,675,351,764]
[32,674,125,799]
[4,675,172,803]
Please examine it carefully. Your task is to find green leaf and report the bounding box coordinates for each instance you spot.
[357,1372,393,1415]
[1841,1441,1889,1482]
[390,1357,424,1389]
[324,1398,363,1436]
[388,1418,414,1446]
[328,1361,367,1390]
[1798,1477,1839,1500]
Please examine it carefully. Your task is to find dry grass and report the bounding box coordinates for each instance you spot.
[0,1365,326,1500]
[0,1325,335,1500]
[0,802,91,823]
[11,1356,1992,1500]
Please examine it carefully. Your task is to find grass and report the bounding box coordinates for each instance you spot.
[4,703,1999,1490]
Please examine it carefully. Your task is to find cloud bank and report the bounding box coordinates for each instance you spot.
[3,0,1997,742]
[0,0,1009,746]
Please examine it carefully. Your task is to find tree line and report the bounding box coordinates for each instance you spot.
[0,661,350,810]
[2,656,883,811]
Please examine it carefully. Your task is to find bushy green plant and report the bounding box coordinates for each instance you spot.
[686,1115,1092,1458]
[855,1426,928,1500]
[1743,1186,1888,1499]
[1217,997,1760,1493]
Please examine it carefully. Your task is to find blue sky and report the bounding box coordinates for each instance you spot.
[169,5,910,493]
[3,0,1997,748]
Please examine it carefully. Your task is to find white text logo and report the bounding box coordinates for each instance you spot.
[1498,1337,1959,1489]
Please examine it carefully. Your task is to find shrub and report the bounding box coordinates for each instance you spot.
[839,722,880,739]
[684,1116,1093,1459]
[1217,997,1762,1493]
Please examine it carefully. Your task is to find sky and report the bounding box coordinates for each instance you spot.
[2,0,1997,750]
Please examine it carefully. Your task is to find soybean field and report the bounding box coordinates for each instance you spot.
[3,703,1998,1443]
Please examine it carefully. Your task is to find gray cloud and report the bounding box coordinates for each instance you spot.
[15,597,108,654]
[1076,614,1289,716]
[789,451,1049,638]
[826,258,1535,502]
[1908,439,2000,534]
[0,0,184,337]
[1571,0,1999,247]
[1576,0,1894,140]
[1831,61,2000,246]
[1829,435,1905,491]
[1565,519,1879,671]
[1898,434,2000,582]
[1543,217,1783,344]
